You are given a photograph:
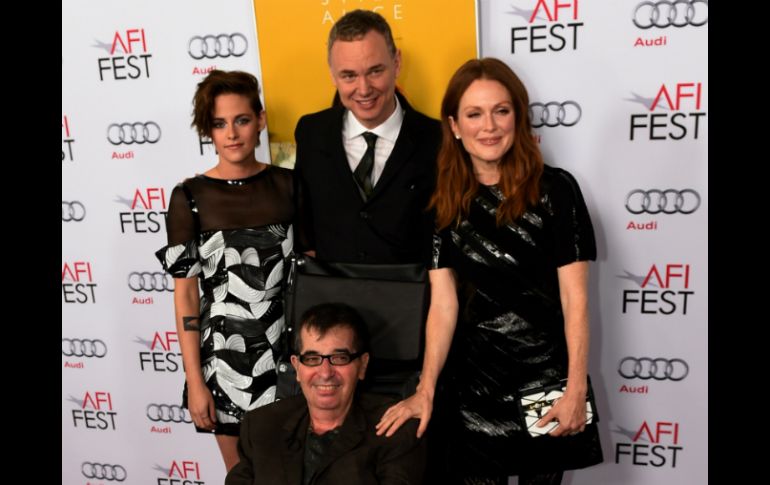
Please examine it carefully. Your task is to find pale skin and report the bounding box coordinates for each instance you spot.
[328,30,401,130]
[377,78,590,438]
[173,92,266,471]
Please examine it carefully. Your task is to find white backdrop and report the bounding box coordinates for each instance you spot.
[477,1,707,483]
[63,1,707,484]
[62,1,269,484]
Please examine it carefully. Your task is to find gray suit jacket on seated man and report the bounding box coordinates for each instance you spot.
[225,303,425,485]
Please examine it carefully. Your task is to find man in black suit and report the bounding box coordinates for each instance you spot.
[294,9,441,265]
[225,303,425,485]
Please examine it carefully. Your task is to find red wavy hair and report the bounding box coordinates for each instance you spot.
[429,58,543,230]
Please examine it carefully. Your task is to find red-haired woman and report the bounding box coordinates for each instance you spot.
[377,58,603,484]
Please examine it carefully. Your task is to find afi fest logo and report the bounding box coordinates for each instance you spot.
[615,421,683,467]
[116,188,168,234]
[70,391,117,430]
[628,82,706,140]
[509,0,583,54]
[154,461,206,485]
[136,331,182,372]
[62,115,75,162]
[62,261,97,304]
[619,263,693,315]
[96,28,152,81]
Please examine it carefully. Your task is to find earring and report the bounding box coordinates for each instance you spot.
[454,133,461,140]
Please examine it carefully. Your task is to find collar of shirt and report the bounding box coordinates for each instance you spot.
[342,95,404,143]
[341,96,404,184]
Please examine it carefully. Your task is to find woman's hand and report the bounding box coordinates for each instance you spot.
[186,381,217,431]
[538,390,587,437]
[376,386,434,438]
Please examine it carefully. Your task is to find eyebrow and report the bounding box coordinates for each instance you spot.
[301,348,352,354]
[338,64,385,76]
[462,102,513,110]
[212,113,252,120]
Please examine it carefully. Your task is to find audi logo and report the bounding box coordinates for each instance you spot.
[107,122,161,145]
[618,357,689,381]
[81,462,127,482]
[633,0,708,29]
[128,271,173,292]
[188,33,248,59]
[529,101,582,128]
[146,403,192,423]
[625,189,700,215]
[62,338,107,358]
[62,200,86,222]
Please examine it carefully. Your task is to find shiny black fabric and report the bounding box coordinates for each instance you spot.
[434,166,602,476]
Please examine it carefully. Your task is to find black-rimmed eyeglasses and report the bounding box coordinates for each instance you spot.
[298,351,364,367]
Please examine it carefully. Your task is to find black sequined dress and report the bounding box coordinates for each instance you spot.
[156,167,294,435]
[433,166,603,475]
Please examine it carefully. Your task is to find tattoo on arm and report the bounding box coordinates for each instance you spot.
[183,316,200,331]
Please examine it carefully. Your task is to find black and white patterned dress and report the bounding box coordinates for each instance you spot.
[156,167,294,435]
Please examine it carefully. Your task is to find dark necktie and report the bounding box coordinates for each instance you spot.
[354,132,377,198]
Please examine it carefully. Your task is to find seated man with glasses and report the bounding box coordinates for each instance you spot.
[226,302,426,485]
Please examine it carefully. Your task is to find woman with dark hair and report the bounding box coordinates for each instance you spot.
[377,58,603,484]
[156,70,294,470]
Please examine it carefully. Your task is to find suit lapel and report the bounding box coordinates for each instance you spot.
[319,107,365,201]
[280,404,310,485]
[368,94,422,202]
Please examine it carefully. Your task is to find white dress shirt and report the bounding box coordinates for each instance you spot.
[342,96,405,187]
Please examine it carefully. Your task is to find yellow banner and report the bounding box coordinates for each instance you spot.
[253,0,477,166]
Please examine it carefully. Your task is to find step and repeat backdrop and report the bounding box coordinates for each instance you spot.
[63,1,707,484]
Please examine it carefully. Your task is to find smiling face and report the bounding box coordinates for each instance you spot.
[329,30,401,129]
[449,79,516,171]
[291,325,369,420]
[210,93,264,167]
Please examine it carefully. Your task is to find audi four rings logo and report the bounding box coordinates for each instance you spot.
[625,189,700,214]
[188,33,248,59]
[146,403,192,423]
[618,357,689,381]
[62,201,86,222]
[529,101,582,128]
[128,271,173,292]
[62,338,107,358]
[633,0,708,29]
[107,122,161,145]
[81,462,127,482]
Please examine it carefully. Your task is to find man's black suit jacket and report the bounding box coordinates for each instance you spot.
[294,93,441,264]
[225,393,426,485]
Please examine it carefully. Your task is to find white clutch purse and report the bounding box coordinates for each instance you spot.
[517,378,597,437]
